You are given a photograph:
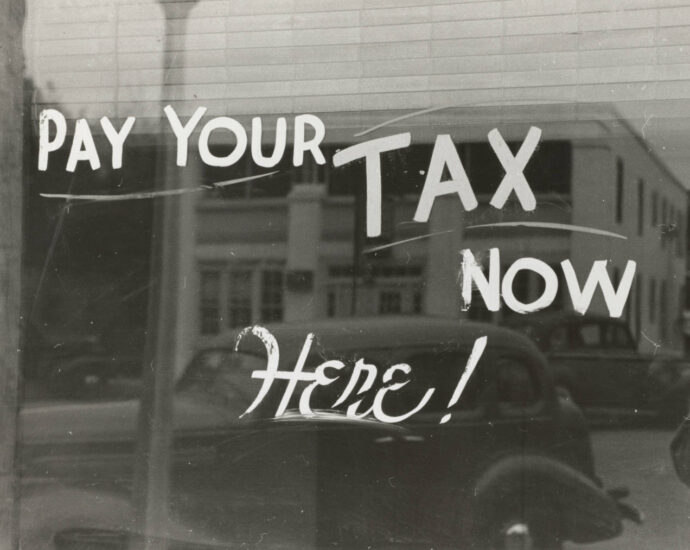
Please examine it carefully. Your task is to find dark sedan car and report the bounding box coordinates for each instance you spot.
[19,317,636,549]
[504,312,690,422]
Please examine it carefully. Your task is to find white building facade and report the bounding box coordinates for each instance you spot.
[23,0,690,361]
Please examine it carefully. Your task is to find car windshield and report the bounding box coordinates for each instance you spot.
[177,349,266,417]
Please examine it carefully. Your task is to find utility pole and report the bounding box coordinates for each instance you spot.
[0,1,25,549]
[132,1,197,549]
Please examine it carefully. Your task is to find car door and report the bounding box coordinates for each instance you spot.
[490,350,557,447]
[364,344,495,542]
[167,348,321,547]
[552,320,647,411]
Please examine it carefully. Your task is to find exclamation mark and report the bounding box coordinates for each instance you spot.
[440,336,487,424]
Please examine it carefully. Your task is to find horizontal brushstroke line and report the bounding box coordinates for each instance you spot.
[354,105,451,137]
[465,221,627,239]
[40,171,279,201]
[363,229,454,254]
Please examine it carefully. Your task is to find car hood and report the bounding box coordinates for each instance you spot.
[19,396,233,446]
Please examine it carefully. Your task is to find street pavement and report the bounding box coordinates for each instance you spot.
[570,428,690,550]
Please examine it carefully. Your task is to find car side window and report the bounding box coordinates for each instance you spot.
[603,322,636,350]
[178,349,267,416]
[496,357,540,409]
[383,348,490,416]
[548,326,568,351]
[572,323,602,348]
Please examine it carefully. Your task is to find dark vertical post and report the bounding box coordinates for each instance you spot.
[0,1,24,548]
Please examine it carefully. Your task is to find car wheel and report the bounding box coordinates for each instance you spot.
[555,384,574,403]
[478,504,562,550]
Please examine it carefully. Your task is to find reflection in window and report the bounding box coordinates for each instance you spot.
[260,270,284,322]
[200,270,221,335]
[386,348,489,415]
[200,264,285,334]
[228,270,253,328]
[497,358,539,408]
[602,323,635,349]
[549,326,568,351]
[178,349,265,416]
[379,291,402,314]
[576,324,601,348]
[468,140,571,196]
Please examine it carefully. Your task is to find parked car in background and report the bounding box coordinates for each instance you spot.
[22,301,146,399]
[21,321,108,396]
[20,317,637,549]
[504,312,690,422]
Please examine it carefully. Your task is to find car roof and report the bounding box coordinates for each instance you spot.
[204,315,538,362]
[503,311,624,329]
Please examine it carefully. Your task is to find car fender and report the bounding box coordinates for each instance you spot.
[20,484,134,550]
[547,359,582,397]
[471,454,622,544]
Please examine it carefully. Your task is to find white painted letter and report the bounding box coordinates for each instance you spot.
[561,260,636,318]
[332,133,411,237]
[66,119,100,172]
[38,109,67,171]
[235,326,281,417]
[251,117,287,168]
[164,105,206,166]
[299,360,345,415]
[488,126,540,211]
[333,358,379,418]
[460,248,501,312]
[413,134,478,222]
[293,114,326,167]
[100,116,135,169]
[199,117,248,168]
[502,258,558,314]
[372,363,435,423]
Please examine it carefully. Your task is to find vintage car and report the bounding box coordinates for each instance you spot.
[19,317,637,550]
[504,312,690,422]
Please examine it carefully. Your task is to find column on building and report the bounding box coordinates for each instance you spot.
[285,184,326,321]
[424,196,464,318]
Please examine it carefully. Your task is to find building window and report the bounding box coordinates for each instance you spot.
[637,179,644,236]
[615,158,624,224]
[199,263,285,334]
[326,263,423,317]
[327,291,336,317]
[260,270,284,322]
[651,191,658,226]
[204,144,294,199]
[227,269,252,328]
[413,292,422,314]
[379,291,402,314]
[649,278,656,324]
[200,270,222,335]
[469,140,571,196]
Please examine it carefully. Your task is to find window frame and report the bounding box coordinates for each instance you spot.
[198,260,286,335]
